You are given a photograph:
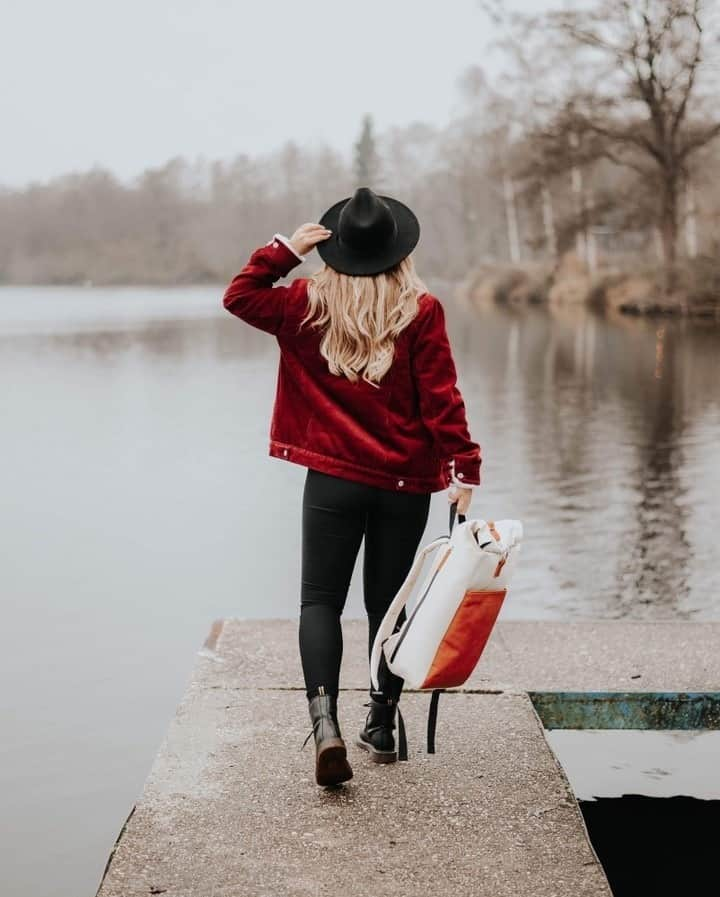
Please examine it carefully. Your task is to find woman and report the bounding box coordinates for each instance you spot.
[222,187,481,788]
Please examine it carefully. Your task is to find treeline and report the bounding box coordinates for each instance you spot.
[1,0,719,289]
[0,130,495,285]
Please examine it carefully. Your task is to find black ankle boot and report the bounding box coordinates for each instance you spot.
[302,687,353,786]
[355,694,408,763]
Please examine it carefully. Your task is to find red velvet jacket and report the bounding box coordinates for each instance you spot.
[222,238,482,494]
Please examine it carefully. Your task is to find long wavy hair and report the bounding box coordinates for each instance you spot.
[299,253,429,388]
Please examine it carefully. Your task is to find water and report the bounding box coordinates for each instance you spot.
[580,794,718,896]
[1,284,718,896]
[548,729,720,895]
[546,730,720,801]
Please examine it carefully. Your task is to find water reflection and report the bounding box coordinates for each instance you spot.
[615,324,692,616]
[2,284,718,621]
[2,310,265,360]
[449,300,719,619]
[545,729,720,800]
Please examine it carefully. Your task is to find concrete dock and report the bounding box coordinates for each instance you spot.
[96,620,719,897]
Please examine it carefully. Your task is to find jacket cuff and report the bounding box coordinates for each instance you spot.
[450,473,473,490]
[270,233,306,262]
[447,456,481,487]
[258,235,305,276]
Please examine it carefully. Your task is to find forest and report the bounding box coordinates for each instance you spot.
[2,0,718,315]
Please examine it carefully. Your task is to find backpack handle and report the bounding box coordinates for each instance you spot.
[449,500,466,534]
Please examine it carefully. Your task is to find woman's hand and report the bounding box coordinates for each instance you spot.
[448,484,472,515]
[289,223,332,257]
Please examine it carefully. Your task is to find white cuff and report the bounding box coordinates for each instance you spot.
[271,233,305,262]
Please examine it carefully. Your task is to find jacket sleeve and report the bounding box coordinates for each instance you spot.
[222,235,305,335]
[410,296,482,486]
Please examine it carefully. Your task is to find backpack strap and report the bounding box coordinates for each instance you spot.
[396,705,408,761]
[369,534,449,692]
[422,505,463,755]
[448,501,466,533]
[427,689,442,753]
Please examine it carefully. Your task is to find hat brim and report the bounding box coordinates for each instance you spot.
[316,194,420,276]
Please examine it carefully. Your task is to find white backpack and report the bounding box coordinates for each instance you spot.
[369,503,523,760]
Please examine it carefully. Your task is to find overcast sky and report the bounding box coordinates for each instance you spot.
[2,0,546,188]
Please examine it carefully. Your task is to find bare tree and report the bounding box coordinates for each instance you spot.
[513,0,720,288]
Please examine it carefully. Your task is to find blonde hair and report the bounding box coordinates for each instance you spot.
[299,253,429,388]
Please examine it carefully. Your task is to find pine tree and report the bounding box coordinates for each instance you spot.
[353,114,381,187]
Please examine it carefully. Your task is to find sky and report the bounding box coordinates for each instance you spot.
[1,0,547,188]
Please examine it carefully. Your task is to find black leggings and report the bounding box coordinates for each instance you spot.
[299,468,432,702]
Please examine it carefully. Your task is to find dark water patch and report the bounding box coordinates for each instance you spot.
[579,795,719,896]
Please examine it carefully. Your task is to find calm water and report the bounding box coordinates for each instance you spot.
[551,729,720,894]
[1,284,719,896]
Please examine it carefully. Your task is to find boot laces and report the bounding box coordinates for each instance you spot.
[300,709,340,751]
[362,698,397,734]
[362,698,408,760]
[301,718,321,751]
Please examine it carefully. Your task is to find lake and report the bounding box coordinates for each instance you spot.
[1,283,718,896]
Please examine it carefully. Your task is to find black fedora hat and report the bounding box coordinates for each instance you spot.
[316,187,420,276]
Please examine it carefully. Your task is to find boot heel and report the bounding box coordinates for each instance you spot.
[354,734,398,763]
[304,691,354,787]
[316,738,353,786]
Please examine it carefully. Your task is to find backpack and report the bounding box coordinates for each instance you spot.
[369,502,523,760]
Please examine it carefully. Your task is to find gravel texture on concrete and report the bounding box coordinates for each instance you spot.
[202,618,720,693]
[91,619,662,897]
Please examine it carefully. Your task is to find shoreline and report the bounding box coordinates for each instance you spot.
[462,254,720,320]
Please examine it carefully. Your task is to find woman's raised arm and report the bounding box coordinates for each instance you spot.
[222,225,331,335]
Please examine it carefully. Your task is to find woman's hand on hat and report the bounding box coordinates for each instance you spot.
[448,484,472,515]
[289,223,332,257]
